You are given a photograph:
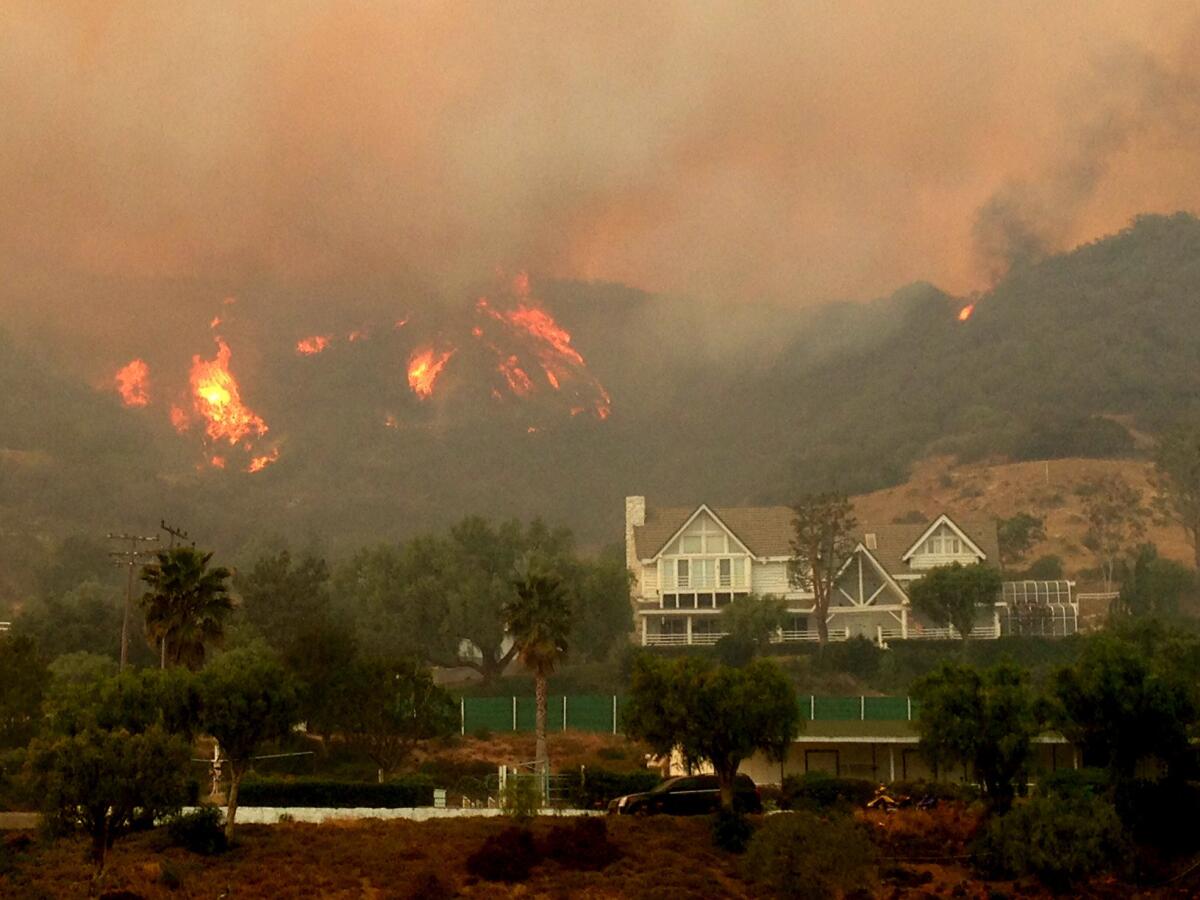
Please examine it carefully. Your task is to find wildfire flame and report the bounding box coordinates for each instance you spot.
[473,274,611,419]
[407,346,455,398]
[247,447,280,473]
[189,337,269,445]
[114,359,150,407]
[296,335,332,355]
[958,303,975,322]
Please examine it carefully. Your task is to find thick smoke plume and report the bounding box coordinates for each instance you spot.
[3,1,1200,357]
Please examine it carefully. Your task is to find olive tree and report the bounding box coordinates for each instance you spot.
[624,655,801,810]
[25,726,190,874]
[199,648,300,840]
[909,562,1002,640]
[912,661,1038,812]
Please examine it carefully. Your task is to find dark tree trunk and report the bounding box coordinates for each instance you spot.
[534,672,548,774]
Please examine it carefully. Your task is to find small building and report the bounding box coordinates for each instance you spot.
[625,496,1076,646]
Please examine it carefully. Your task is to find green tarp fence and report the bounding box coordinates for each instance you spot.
[461,694,920,734]
[462,695,620,735]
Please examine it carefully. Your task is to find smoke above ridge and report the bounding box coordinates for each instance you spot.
[4,1,1200,352]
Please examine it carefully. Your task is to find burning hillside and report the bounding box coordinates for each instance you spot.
[109,272,612,473]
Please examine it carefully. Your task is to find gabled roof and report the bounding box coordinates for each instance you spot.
[651,505,754,561]
[835,542,910,603]
[855,516,999,574]
[634,503,1000,576]
[900,513,987,562]
[633,505,794,560]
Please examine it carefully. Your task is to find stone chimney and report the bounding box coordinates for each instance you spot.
[625,495,646,572]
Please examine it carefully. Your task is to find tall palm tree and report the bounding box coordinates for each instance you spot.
[503,554,571,774]
[140,547,234,669]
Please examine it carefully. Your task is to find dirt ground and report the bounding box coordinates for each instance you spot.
[852,455,1191,581]
[4,807,1195,899]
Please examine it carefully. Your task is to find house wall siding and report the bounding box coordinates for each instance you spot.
[752,560,790,595]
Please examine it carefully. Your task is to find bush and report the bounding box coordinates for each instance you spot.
[541,817,619,870]
[572,768,661,810]
[465,826,541,882]
[237,776,434,808]
[500,776,541,822]
[711,807,753,853]
[974,795,1127,890]
[813,637,882,680]
[780,773,875,810]
[166,807,227,855]
[1036,767,1108,800]
[888,779,979,804]
[743,811,876,899]
[1114,778,1200,856]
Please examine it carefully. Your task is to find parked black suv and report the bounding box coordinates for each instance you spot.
[607,774,762,815]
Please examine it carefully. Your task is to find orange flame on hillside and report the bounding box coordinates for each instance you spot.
[189,338,269,445]
[958,303,975,322]
[114,359,150,407]
[247,447,280,473]
[296,335,332,355]
[474,274,611,419]
[407,346,455,398]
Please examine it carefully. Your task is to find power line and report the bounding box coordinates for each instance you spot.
[160,520,193,549]
[107,532,159,671]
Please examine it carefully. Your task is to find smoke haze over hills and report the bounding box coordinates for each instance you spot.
[4,1,1200,363]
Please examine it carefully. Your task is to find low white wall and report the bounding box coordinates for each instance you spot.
[189,806,598,824]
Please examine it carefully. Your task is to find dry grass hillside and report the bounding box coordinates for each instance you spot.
[852,456,1191,583]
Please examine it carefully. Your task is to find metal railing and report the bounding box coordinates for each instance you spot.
[643,627,851,647]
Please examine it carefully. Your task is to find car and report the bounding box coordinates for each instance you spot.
[607,774,762,815]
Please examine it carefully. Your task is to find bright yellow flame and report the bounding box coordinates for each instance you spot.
[958,303,975,322]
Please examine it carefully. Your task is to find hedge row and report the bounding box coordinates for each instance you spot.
[238,777,434,808]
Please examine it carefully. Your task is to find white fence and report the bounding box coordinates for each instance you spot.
[643,628,851,647]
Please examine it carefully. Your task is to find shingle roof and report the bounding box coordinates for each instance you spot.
[634,505,1000,575]
[633,505,795,559]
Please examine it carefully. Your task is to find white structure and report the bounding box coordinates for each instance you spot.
[625,497,1075,646]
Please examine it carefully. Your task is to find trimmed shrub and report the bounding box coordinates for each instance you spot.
[541,817,619,870]
[500,777,541,823]
[572,768,661,810]
[237,776,434,808]
[974,795,1127,890]
[743,811,876,899]
[780,773,875,810]
[711,807,753,853]
[1036,767,1108,800]
[465,826,542,882]
[166,807,227,855]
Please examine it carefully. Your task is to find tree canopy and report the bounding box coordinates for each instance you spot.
[624,655,801,809]
[909,562,1002,639]
[789,493,857,645]
[912,660,1038,811]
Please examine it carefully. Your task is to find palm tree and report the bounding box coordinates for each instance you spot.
[139,547,234,669]
[503,554,571,775]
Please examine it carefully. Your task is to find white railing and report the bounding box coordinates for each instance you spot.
[644,627,851,647]
[0,622,9,634]
[880,624,998,641]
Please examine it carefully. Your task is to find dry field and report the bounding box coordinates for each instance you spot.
[5,806,1191,899]
[852,455,1191,581]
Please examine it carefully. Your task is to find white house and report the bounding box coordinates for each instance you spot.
[625,496,1075,646]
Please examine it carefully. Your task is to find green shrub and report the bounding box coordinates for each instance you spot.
[711,807,753,853]
[813,637,882,680]
[166,807,227,855]
[572,768,661,810]
[1036,767,1108,800]
[780,773,875,810]
[465,826,541,882]
[1114,778,1200,856]
[888,779,980,803]
[236,776,434,808]
[540,817,619,870]
[743,811,876,899]
[501,776,542,822]
[974,795,1127,890]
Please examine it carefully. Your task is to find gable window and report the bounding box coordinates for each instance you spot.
[677,559,690,588]
[919,524,966,556]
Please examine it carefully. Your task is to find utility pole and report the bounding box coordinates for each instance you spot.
[160,520,192,549]
[108,532,160,671]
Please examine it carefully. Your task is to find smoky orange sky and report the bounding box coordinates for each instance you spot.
[4,1,1200,328]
